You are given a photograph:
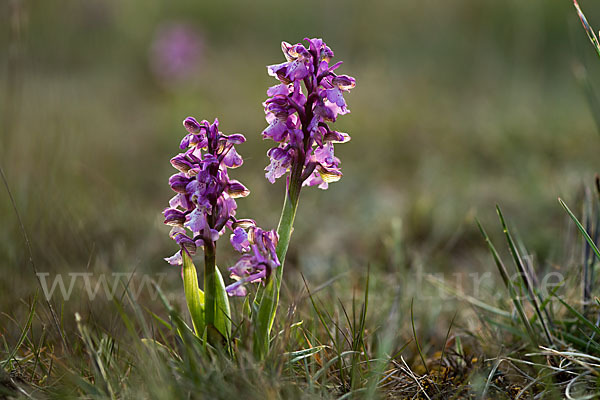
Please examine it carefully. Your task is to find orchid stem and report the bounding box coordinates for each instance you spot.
[254,173,301,359]
[204,241,217,331]
[275,170,302,284]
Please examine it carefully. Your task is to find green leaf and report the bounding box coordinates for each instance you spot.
[243,295,251,319]
[254,278,277,360]
[182,250,205,337]
[253,188,299,359]
[213,266,232,341]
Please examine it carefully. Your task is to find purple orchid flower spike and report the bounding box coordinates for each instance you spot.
[163,117,250,265]
[263,38,355,189]
[225,226,280,297]
[251,38,355,359]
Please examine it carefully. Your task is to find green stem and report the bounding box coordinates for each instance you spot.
[254,67,314,359]
[274,169,302,285]
[204,240,217,329]
[253,171,302,359]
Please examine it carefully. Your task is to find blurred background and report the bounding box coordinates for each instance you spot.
[1,0,599,336]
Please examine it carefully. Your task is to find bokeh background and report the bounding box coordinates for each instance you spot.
[1,0,599,334]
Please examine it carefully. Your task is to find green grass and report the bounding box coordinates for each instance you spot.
[3,194,600,398]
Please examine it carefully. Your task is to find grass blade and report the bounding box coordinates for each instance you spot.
[410,298,429,375]
[496,206,554,346]
[1,292,37,369]
[559,198,600,261]
[574,0,600,59]
[476,218,538,347]
[556,296,600,338]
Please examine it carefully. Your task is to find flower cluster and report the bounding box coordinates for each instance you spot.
[226,226,280,296]
[263,38,355,189]
[163,117,249,265]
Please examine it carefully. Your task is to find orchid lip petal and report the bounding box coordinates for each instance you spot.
[317,165,342,183]
[164,251,183,266]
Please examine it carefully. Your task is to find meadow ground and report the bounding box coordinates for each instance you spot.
[2,0,600,398]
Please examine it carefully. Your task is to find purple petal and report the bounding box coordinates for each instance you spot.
[326,87,346,108]
[227,180,250,198]
[267,62,289,80]
[303,170,326,189]
[314,142,338,167]
[175,233,197,254]
[170,154,194,173]
[184,208,207,233]
[183,117,202,133]
[286,59,309,81]
[222,146,243,168]
[267,83,290,97]
[323,130,351,143]
[265,148,292,183]
[262,120,288,142]
[163,208,186,226]
[169,174,192,193]
[230,227,250,253]
[232,218,256,229]
[313,102,337,122]
[169,193,193,211]
[164,251,183,266]
[225,281,247,297]
[332,74,355,90]
[224,133,246,144]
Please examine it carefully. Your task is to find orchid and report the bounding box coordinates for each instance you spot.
[164,116,284,346]
[161,38,354,357]
[163,117,249,267]
[163,117,253,344]
[263,38,355,190]
[253,38,355,359]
